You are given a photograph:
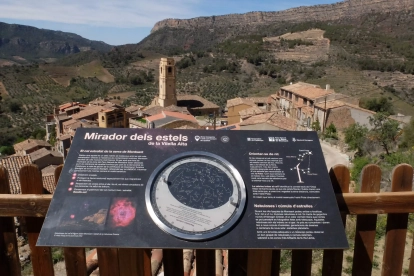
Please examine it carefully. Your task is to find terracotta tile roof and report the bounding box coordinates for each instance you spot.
[29,148,63,162]
[146,113,165,122]
[146,111,198,128]
[177,95,219,109]
[143,105,190,116]
[162,111,197,122]
[315,100,347,110]
[281,82,333,100]
[14,139,52,152]
[125,104,143,113]
[239,106,266,118]
[42,165,58,175]
[41,165,58,194]
[314,100,376,115]
[227,97,256,108]
[240,112,297,131]
[71,105,113,120]
[59,102,79,111]
[0,155,33,194]
[246,97,268,104]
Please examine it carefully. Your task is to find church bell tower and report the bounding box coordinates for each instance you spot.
[158,58,177,107]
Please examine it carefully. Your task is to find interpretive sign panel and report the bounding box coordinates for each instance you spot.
[38,128,348,249]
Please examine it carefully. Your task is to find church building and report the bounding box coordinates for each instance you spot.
[147,58,219,117]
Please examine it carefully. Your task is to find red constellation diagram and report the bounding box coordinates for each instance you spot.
[109,198,136,227]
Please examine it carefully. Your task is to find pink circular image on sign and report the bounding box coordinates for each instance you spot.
[68,188,72,191]
[70,182,74,186]
[109,198,136,227]
[70,214,75,219]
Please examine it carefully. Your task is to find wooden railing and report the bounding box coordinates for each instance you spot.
[1,163,414,276]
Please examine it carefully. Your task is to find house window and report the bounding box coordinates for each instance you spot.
[303,99,308,105]
[295,95,298,102]
[168,67,172,74]
[307,117,311,127]
[101,116,105,121]
[310,101,314,107]
[289,92,292,100]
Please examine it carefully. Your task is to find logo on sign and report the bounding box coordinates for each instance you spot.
[195,136,200,141]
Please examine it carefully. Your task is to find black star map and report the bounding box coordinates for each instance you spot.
[167,162,233,210]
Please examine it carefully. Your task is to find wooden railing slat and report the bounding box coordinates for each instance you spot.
[20,164,54,276]
[228,250,248,276]
[97,248,120,276]
[247,249,272,276]
[118,248,146,276]
[270,250,280,276]
[352,164,381,275]
[6,191,414,217]
[382,164,413,276]
[163,249,184,276]
[291,249,312,276]
[322,165,350,276]
[0,166,21,276]
[196,249,215,276]
[64,248,87,276]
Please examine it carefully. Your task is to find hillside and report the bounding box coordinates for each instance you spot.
[2,0,414,149]
[0,22,113,61]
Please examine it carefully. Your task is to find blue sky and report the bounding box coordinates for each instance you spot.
[0,0,339,46]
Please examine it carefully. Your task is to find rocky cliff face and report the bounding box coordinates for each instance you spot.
[151,0,414,33]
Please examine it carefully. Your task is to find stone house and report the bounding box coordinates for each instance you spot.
[13,139,52,155]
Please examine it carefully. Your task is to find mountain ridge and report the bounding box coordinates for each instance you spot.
[0,22,113,61]
[151,0,414,32]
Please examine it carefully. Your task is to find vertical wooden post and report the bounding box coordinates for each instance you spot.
[247,249,272,276]
[382,164,413,276]
[196,249,215,276]
[53,165,88,276]
[64,248,86,276]
[352,164,381,275]
[228,250,247,276]
[97,248,120,276]
[0,166,21,276]
[322,165,350,276]
[163,249,184,276]
[20,164,54,276]
[118,248,140,276]
[270,250,280,276]
[291,250,312,276]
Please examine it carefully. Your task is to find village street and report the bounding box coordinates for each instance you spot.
[320,141,350,170]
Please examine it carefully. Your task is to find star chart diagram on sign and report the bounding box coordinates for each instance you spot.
[38,128,348,249]
[290,150,316,183]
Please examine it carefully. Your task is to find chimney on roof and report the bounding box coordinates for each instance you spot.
[326,84,330,90]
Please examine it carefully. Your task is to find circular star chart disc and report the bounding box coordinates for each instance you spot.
[145,151,246,241]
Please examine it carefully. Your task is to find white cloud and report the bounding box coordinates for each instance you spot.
[0,0,200,28]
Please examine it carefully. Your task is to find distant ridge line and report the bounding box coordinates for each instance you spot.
[151,0,414,33]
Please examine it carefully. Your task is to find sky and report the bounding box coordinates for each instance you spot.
[0,0,340,46]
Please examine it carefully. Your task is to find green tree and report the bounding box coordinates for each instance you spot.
[324,122,338,139]
[0,146,15,156]
[344,123,369,155]
[369,112,400,155]
[400,117,414,149]
[311,119,321,132]
[361,97,394,114]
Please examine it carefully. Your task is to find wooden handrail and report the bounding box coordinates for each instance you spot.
[2,192,414,217]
